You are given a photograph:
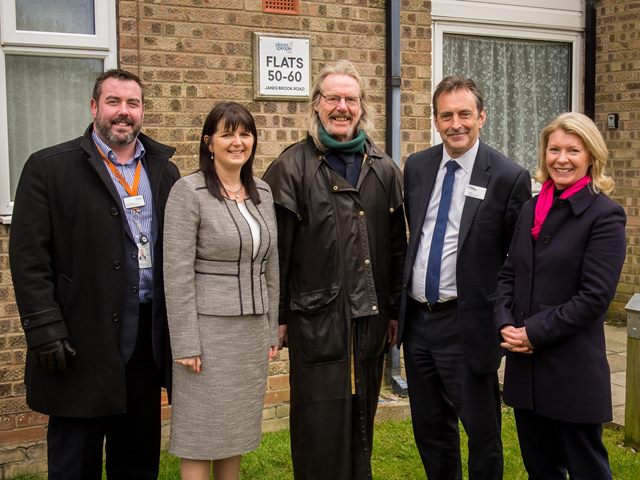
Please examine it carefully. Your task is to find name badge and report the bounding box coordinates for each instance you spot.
[124,195,145,209]
[464,184,486,200]
[138,242,152,269]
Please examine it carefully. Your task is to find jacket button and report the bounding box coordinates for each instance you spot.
[359,210,365,216]
[112,261,121,270]
[132,286,139,294]
[364,259,370,265]
[110,207,119,216]
[23,319,30,327]
[131,252,138,260]
[332,185,339,191]
[372,305,378,311]
[112,313,119,323]
[389,207,395,213]
[543,236,551,244]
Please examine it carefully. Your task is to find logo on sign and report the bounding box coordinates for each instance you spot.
[275,41,294,52]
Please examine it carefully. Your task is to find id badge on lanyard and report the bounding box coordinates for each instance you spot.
[97,143,152,269]
[137,233,152,269]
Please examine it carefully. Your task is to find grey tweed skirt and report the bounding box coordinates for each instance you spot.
[169,313,269,460]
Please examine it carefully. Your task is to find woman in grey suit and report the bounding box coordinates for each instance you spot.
[164,102,279,480]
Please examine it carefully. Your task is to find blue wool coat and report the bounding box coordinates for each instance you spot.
[494,185,626,423]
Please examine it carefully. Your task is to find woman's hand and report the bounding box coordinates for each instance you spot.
[175,355,202,373]
[500,325,534,354]
[268,345,279,360]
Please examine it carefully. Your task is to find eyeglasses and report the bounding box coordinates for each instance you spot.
[319,94,361,107]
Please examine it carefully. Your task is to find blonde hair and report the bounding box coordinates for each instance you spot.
[307,60,374,151]
[536,112,614,195]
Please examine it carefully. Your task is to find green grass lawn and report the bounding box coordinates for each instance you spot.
[11,407,640,479]
[166,407,639,479]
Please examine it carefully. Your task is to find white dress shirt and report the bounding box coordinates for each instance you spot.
[409,139,480,303]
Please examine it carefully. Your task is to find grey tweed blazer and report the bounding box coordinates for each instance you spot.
[163,172,279,358]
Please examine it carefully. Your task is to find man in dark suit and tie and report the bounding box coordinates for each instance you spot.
[398,77,531,479]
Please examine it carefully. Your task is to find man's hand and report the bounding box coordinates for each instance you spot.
[387,319,398,346]
[278,325,288,349]
[32,339,77,374]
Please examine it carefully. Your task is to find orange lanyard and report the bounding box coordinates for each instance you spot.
[95,143,142,197]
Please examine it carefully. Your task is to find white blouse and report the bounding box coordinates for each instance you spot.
[237,201,261,259]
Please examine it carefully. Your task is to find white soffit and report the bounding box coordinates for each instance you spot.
[432,0,585,31]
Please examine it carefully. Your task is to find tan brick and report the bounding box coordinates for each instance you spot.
[0,445,26,465]
[263,389,290,406]
[15,411,47,429]
[0,425,46,446]
[262,406,276,420]
[267,374,289,391]
[262,416,289,433]
[276,404,290,418]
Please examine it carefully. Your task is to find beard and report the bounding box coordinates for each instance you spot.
[94,114,141,147]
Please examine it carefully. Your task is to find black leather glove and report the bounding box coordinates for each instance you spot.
[31,339,77,374]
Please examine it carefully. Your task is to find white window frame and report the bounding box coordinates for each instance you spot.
[433,22,583,146]
[0,0,117,222]
[431,0,585,147]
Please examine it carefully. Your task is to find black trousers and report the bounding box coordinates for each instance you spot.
[514,408,612,480]
[403,299,503,480]
[47,303,162,480]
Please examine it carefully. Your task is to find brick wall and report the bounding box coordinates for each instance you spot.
[0,225,49,479]
[117,0,432,175]
[596,0,640,322]
[0,1,431,477]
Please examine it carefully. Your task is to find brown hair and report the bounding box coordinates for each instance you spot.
[432,76,484,117]
[92,69,144,103]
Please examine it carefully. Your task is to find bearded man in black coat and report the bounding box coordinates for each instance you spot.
[9,69,180,480]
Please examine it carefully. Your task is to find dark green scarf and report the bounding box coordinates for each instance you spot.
[319,125,366,154]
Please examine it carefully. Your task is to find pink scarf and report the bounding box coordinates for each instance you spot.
[531,175,591,240]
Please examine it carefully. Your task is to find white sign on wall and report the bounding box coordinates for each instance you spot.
[253,33,310,100]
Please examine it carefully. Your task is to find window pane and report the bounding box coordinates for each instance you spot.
[16,0,95,34]
[443,34,571,173]
[6,55,103,199]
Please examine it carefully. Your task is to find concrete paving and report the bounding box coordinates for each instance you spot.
[605,324,628,426]
[379,324,630,426]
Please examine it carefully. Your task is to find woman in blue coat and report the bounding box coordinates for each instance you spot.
[494,112,626,479]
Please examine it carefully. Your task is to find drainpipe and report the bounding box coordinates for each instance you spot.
[384,0,408,397]
[385,0,401,166]
[584,0,596,119]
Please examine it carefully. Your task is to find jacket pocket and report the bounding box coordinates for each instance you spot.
[289,287,347,364]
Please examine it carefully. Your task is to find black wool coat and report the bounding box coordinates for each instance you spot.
[494,186,626,423]
[9,125,180,417]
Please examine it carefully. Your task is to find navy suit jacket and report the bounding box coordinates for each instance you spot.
[398,141,531,374]
[494,187,626,423]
